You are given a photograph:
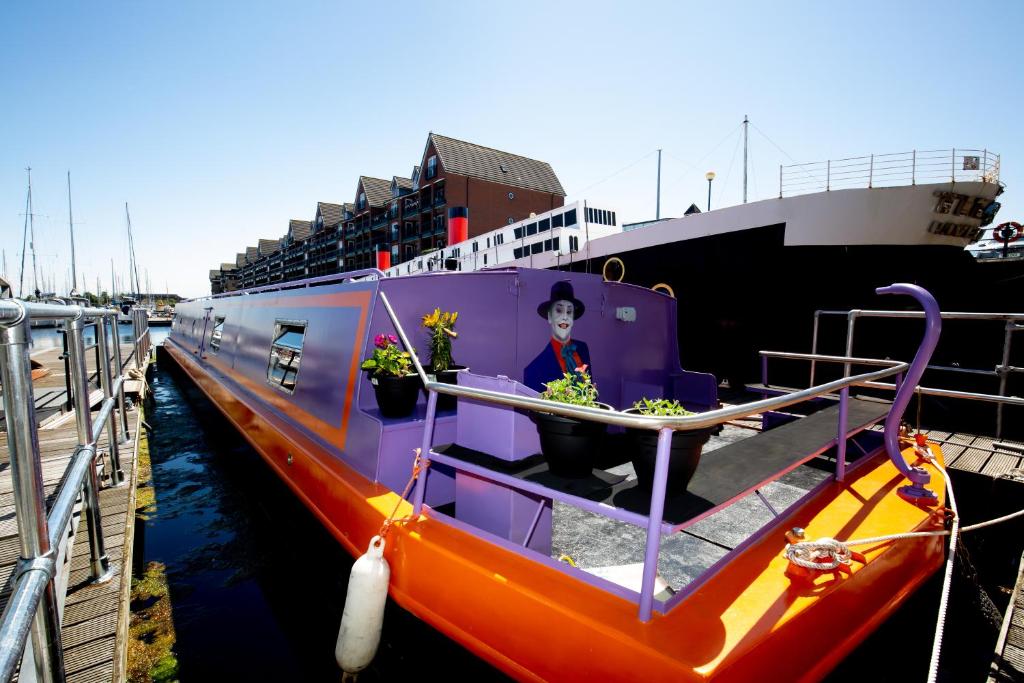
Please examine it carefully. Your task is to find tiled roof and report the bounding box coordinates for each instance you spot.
[258,238,280,257]
[317,202,344,227]
[289,219,313,241]
[393,176,413,191]
[343,202,355,214]
[428,133,566,196]
[359,176,392,207]
[209,270,221,279]
[245,246,258,262]
[236,253,246,268]
[220,263,237,271]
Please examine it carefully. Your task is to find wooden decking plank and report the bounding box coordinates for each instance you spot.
[66,660,114,683]
[62,635,116,675]
[62,593,122,627]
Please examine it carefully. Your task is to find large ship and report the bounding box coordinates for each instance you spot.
[381,148,1009,389]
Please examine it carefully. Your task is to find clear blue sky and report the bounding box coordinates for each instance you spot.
[2,1,1021,298]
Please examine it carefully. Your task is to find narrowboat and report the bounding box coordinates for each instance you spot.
[164,267,950,681]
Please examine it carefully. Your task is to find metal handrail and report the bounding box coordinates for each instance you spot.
[202,267,384,300]
[809,307,1023,437]
[378,283,941,623]
[779,148,999,197]
[0,301,147,683]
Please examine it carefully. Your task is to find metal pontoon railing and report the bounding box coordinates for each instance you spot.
[0,301,150,683]
[807,309,1024,438]
[779,148,1000,198]
[378,283,942,622]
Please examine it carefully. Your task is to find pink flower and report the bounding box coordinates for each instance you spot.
[388,334,398,345]
[374,334,388,349]
[576,364,589,375]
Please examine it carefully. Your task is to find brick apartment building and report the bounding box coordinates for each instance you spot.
[210,133,565,293]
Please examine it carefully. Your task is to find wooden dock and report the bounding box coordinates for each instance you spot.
[991,551,1024,681]
[0,342,148,682]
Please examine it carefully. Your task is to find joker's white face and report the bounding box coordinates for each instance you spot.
[548,300,575,342]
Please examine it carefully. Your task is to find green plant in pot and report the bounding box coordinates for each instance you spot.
[531,367,608,478]
[422,308,465,411]
[361,333,420,418]
[625,398,711,496]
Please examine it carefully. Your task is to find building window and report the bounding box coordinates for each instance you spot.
[267,320,306,393]
[210,316,226,353]
[358,192,366,211]
[564,209,577,226]
[426,155,438,179]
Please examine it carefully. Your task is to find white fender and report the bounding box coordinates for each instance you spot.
[335,535,390,673]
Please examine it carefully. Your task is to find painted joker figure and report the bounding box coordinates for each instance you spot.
[524,281,592,392]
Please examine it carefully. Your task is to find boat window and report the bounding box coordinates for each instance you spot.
[552,213,563,228]
[539,218,550,232]
[552,236,559,250]
[514,227,523,240]
[531,242,543,255]
[610,211,617,225]
[191,320,196,336]
[526,222,537,236]
[267,320,307,393]
[564,209,577,226]
[513,247,524,259]
[210,316,226,353]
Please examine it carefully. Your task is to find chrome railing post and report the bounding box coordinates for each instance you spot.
[0,306,66,683]
[951,147,956,184]
[65,314,113,583]
[778,164,783,198]
[844,310,859,378]
[809,310,821,386]
[109,314,130,440]
[639,427,673,622]
[996,321,1015,439]
[836,387,849,481]
[826,159,831,191]
[95,314,123,486]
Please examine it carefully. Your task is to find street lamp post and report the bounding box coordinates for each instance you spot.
[705,171,716,211]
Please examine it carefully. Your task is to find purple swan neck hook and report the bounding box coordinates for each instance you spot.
[875,283,942,496]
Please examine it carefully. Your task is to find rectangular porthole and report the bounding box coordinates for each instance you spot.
[210,316,226,353]
[267,320,307,393]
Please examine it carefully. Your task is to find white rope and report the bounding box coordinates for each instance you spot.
[781,443,1024,683]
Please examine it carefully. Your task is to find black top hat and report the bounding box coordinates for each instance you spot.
[537,281,585,319]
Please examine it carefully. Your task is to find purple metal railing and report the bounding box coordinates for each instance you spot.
[383,284,940,622]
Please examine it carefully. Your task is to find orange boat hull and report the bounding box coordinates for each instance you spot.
[164,340,946,682]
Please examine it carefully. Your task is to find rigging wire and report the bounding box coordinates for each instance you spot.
[718,131,743,208]
[662,121,744,188]
[750,121,819,188]
[572,149,659,197]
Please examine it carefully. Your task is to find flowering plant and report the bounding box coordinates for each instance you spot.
[631,398,693,417]
[540,365,600,407]
[361,333,412,378]
[422,308,459,372]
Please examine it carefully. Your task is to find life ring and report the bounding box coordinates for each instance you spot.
[651,283,675,298]
[993,222,1022,244]
[602,257,625,282]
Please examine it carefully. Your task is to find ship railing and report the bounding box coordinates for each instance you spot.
[378,285,937,622]
[200,267,385,300]
[779,148,1000,198]
[808,309,1024,438]
[0,300,145,683]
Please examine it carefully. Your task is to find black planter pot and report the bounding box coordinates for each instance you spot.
[626,413,711,496]
[370,374,421,418]
[430,365,468,411]
[530,404,609,478]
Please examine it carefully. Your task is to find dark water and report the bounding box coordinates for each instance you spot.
[140,346,1014,682]
[141,352,509,682]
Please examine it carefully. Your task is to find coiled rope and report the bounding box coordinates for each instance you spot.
[783,443,1024,683]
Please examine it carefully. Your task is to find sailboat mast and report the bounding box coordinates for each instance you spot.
[28,170,39,298]
[125,203,142,299]
[743,115,749,204]
[19,168,31,297]
[655,149,662,220]
[68,171,78,294]
[111,259,116,301]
